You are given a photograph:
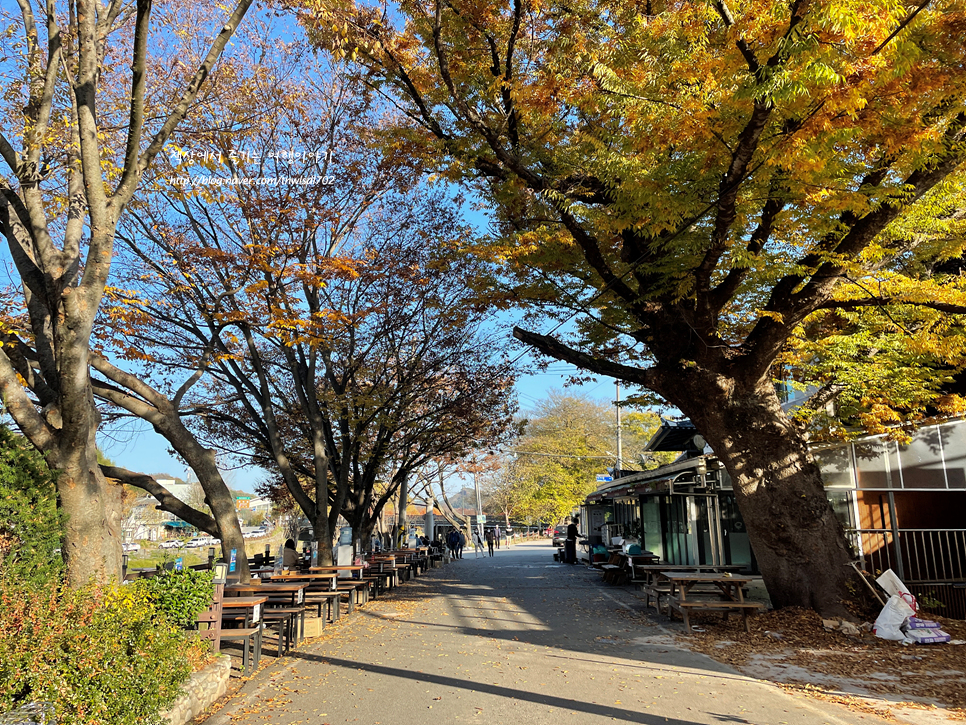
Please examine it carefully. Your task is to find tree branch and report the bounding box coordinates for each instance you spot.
[101,465,219,535]
[512,327,658,388]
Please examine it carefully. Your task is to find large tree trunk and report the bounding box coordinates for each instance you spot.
[56,450,123,587]
[396,473,410,549]
[51,323,123,586]
[315,504,335,566]
[680,377,855,615]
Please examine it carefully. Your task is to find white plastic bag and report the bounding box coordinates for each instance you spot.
[876,569,918,612]
[874,594,916,641]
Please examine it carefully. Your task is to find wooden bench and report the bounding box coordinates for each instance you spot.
[220,625,262,671]
[641,583,672,613]
[304,590,341,622]
[336,580,369,612]
[668,598,765,632]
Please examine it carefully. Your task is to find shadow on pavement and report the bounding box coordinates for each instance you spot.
[289,651,719,725]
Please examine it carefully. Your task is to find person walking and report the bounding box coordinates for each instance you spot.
[457,530,466,559]
[484,528,495,557]
[446,529,458,560]
[472,530,485,558]
[494,524,501,549]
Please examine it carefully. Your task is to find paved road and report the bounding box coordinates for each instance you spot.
[204,540,890,725]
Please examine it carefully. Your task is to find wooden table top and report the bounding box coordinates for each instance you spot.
[309,565,364,571]
[658,571,754,583]
[633,564,743,571]
[263,572,336,580]
[220,595,268,607]
[226,582,309,592]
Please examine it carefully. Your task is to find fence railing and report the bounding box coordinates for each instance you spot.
[846,528,966,583]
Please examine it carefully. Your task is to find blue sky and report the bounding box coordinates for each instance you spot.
[96,332,623,494]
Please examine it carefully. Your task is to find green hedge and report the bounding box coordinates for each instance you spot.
[0,427,214,724]
[0,579,209,725]
[0,426,62,584]
[142,567,215,628]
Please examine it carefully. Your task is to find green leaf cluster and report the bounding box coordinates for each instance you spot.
[141,567,216,629]
[504,393,665,524]
[0,426,63,585]
[0,579,208,725]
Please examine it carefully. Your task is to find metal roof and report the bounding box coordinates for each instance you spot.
[644,417,705,452]
[586,478,673,502]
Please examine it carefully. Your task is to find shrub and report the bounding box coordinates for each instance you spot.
[0,579,208,725]
[142,567,216,628]
[0,426,62,584]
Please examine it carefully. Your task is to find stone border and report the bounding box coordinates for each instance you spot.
[160,654,232,725]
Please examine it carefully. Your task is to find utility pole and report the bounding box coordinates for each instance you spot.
[424,482,435,543]
[615,380,623,479]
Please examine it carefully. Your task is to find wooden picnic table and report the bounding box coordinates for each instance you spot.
[632,563,744,583]
[227,581,309,603]
[263,572,338,582]
[658,571,762,632]
[635,565,745,612]
[219,595,267,671]
[226,583,310,648]
[309,565,365,574]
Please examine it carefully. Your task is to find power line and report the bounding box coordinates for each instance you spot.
[502,449,614,460]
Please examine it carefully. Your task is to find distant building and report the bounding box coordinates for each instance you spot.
[248,497,273,514]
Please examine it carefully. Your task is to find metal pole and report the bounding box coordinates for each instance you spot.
[887,490,905,580]
[425,488,435,543]
[615,381,623,479]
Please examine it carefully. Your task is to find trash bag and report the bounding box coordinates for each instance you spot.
[874,594,916,641]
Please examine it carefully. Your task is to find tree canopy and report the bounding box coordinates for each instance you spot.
[290,0,966,613]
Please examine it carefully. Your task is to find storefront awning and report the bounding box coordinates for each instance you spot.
[163,520,193,528]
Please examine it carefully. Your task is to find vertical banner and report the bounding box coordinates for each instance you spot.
[229,548,237,573]
[311,541,319,567]
[175,557,183,572]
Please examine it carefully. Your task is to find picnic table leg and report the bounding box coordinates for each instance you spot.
[254,623,262,669]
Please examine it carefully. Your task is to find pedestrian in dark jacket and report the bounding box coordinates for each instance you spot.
[565,518,579,564]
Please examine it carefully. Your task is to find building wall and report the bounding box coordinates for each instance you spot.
[855,490,966,529]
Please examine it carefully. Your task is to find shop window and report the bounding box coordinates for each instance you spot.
[853,439,898,489]
[937,423,966,489]
[898,427,947,489]
[814,445,854,489]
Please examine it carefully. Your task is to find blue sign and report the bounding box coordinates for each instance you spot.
[229,548,237,573]
[175,557,183,572]
[596,474,613,482]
